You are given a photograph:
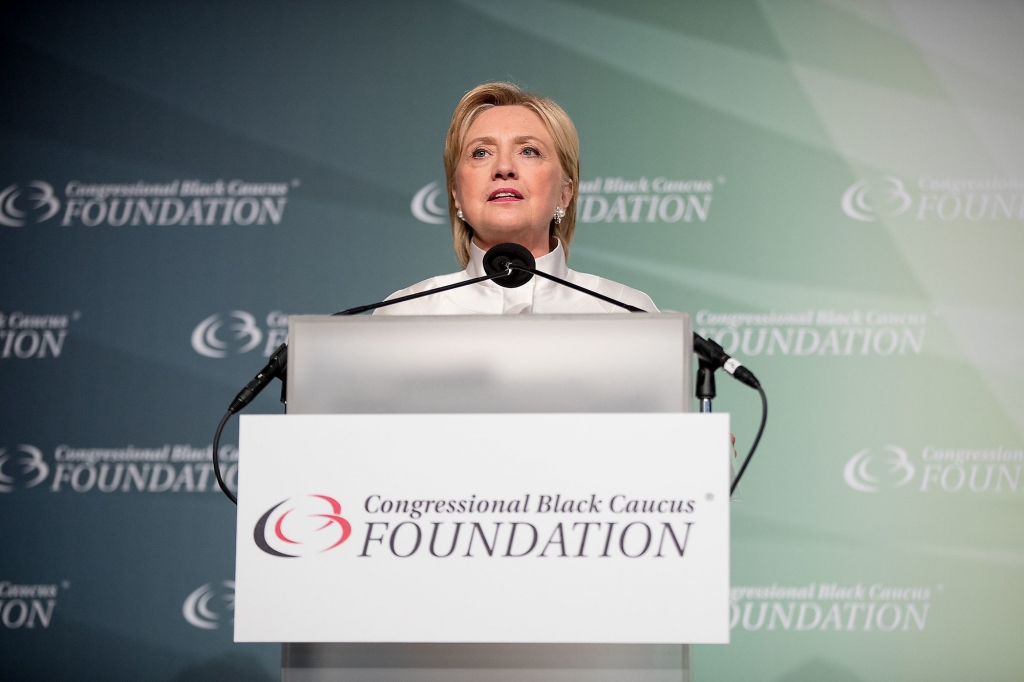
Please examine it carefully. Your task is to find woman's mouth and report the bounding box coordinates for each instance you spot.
[488,188,523,202]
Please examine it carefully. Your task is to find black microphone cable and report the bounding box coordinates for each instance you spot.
[732,384,767,495]
[212,410,236,504]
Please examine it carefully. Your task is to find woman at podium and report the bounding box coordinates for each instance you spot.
[375,82,658,316]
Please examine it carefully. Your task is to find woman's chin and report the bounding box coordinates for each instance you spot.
[476,224,544,244]
[477,213,541,234]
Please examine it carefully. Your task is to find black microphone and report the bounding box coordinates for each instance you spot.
[481,242,535,288]
[228,342,288,414]
[692,335,760,390]
[484,242,647,312]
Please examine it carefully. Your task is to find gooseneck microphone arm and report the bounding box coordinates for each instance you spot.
[519,267,645,312]
[214,242,767,504]
[332,273,503,316]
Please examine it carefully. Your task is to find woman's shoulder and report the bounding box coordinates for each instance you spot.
[372,270,467,315]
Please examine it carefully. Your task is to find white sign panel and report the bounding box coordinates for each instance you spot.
[234,413,730,643]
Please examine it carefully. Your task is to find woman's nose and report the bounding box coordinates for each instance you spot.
[492,149,517,179]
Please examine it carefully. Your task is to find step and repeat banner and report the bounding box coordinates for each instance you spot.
[1,1,1022,680]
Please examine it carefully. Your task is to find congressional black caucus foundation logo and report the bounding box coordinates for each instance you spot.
[695,309,928,358]
[255,495,353,558]
[731,582,935,633]
[191,310,288,358]
[411,182,447,224]
[0,443,238,494]
[182,580,235,630]
[0,445,49,492]
[844,444,1023,494]
[842,176,1024,222]
[192,311,262,358]
[0,181,60,226]
[844,446,914,493]
[0,580,65,629]
[0,310,79,359]
[256,493,699,560]
[0,178,297,227]
[841,177,912,222]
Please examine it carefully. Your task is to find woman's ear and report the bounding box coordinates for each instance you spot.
[560,178,574,210]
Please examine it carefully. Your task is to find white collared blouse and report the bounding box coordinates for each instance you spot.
[373,240,658,315]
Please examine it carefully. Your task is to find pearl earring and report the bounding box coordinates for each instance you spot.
[553,206,565,224]
[457,209,464,220]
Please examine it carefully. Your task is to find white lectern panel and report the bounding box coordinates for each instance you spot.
[235,413,730,643]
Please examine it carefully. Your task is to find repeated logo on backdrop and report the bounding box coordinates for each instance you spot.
[843,444,1024,494]
[0,310,79,359]
[0,443,238,494]
[576,176,717,224]
[0,179,298,227]
[844,446,915,493]
[182,580,235,630]
[410,182,447,224]
[0,182,61,226]
[191,311,288,358]
[730,582,936,633]
[0,445,49,492]
[695,309,928,358]
[841,176,1024,222]
[0,580,62,630]
[192,312,263,358]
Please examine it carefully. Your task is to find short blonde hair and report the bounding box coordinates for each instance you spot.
[444,82,580,268]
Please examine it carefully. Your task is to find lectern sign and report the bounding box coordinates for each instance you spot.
[234,413,730,643]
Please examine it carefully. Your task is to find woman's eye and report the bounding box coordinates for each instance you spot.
[522,147,539,156]
[472,148,487,158]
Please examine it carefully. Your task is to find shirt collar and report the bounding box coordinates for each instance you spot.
[466,238,570,283]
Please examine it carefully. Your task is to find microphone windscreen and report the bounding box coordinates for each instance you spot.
[482,243,536,288]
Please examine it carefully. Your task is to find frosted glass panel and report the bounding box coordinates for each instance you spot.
[286,313,690,415]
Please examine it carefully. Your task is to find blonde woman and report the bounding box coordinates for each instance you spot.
[376,82,657,315]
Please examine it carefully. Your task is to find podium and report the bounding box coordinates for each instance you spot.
[234,314,730,681]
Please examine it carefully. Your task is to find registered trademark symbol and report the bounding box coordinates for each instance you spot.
[705,493,714,501]
[72,311,81,320]
[61,580,70,589]
[291,179,301,187]
[717,176,726,184]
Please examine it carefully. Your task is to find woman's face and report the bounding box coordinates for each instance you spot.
[453,105,573,257]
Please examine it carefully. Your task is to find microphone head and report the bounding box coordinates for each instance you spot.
[692,333,726,365]
[482,243,536,288]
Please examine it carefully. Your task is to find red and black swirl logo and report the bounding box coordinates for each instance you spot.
[254,494,352,558]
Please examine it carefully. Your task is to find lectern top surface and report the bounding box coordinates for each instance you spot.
[286,313,692,415]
